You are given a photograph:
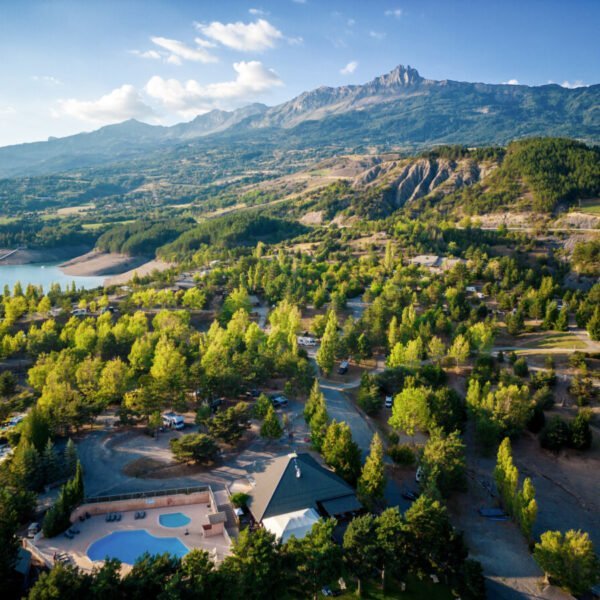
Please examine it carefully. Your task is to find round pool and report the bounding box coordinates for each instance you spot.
[159,512,191,528]
[87,530,189,564]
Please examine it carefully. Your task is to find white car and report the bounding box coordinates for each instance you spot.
[385,396,393,408]
[415,466,423,483]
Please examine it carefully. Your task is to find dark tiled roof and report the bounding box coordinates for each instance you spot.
[247,453,359,522]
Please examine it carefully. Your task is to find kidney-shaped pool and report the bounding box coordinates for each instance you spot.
[87,530,189,564]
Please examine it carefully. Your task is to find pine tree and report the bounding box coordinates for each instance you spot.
[42,439,60,485]
[387,316,400,351]
[72,461,85,504]
[63,438,78,478]
[304,379,323,423]
[322,421,361,485]
[316,310,339,375]
[555,307,569,332]
[260,406,283,440]
[11,440,43,491]
[357,434,386,509]
[309,402,329,451]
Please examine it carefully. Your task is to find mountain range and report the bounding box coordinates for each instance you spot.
[1,64,598,179]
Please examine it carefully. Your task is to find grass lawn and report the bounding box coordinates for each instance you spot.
[578,199,600,215]
[523,333,586,350]
[336,575,453,599]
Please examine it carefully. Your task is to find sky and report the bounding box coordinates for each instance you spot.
[0,0,598,147]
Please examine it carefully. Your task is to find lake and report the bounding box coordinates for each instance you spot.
[0,263,105,291]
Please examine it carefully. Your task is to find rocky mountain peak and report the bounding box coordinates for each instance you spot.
[370,64,422,88]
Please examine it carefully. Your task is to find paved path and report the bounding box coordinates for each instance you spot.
[319,380,375,457]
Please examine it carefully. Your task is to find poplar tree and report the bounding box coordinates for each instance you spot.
[357,434,386,509]
[316,310,338,375]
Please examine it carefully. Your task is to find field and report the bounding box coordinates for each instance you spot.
[522,332,587,350]
[579,198,600,215]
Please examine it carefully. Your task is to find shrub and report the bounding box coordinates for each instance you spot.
[569,410,592,451]
[540,417,571,452]
[387,443,416,466]
[513,357,529,378]
[230,492,250,508]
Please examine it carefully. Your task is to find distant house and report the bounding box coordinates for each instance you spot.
[409,255,466,272]
[246,453,361,541]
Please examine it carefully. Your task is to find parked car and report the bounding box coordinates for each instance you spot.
[27,522,40,538]
[415,466,423,483]
[70,308,88,317]
[297,336,317,346]
[338,360,349,375]
[402,490,419,502]
[270,395,288,408]
[385,396,393,408]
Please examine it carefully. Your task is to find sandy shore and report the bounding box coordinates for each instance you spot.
[104,259,173,287]
[60,251,149,276]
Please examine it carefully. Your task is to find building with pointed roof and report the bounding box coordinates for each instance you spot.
[246,453,361,532]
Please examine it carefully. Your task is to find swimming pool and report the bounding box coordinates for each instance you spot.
[87,530,189,564]
[159,512,191,528]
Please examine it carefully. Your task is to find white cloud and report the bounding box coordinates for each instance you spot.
[347,18,356,27]
[369,30,386,40]
[31,75,62,85]
[130,49,162,60]
[57,84,154,123]
[151,36,217,64]
[145,61,283,118]
[196,18,283,51]
[287,36,303,46]
[0,106,16,116]
[384,8,403,18]
[249,8,268,16]
[194,37,217,48]
[340,61,358,75]
[561,80,587,89]
[292,0,307,4]
[503,79,520,85]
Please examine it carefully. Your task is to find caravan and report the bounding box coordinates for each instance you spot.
[162,412,185,430]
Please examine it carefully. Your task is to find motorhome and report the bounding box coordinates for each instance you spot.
[297,336,317,347]
[162,412,185,430]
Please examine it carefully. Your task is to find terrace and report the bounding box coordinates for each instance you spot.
[27,488,232,573]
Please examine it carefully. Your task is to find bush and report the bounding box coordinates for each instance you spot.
[170,433,218,464]
[387,443,416,466]
[513,357,529,378]
[230,492,249,508]
[527,404,546,433]
[569,410,592,450]
[540,417,571,452]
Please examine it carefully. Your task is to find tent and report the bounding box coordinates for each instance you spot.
[262,508,320,543]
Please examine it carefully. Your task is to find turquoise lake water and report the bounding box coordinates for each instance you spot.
[159,512,192,528]
[0,263,105,291]
[87,529,189,564]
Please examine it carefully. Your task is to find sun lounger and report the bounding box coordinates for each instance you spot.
[140,511,146,518]
[116,513,121,521]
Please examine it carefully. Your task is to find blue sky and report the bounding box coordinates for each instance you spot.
[0,0,598,146]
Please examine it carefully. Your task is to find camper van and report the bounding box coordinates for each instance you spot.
[297,336,317,347]
[162,412,185,430]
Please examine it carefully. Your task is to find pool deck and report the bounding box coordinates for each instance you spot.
[31,503,231,572]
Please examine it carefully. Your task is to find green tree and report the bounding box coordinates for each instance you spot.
[421,428,467,497]
[448,334,470,368]
[42,439,60,484]
[253,393,271,419]
[516,477,537,542]
[150,336,187,405]
[375,507,407,588]
[570,409,593,450]
[322,420,361,485]
[555,307,569,331]
[64,438,78,478]
[309,401,329,452]
[388,385,431,436]
[316,310,339,375]
[221,528,284,600]
[343,514,378,597]
[10,440,42,491]
[427,336,446,364]
[285,519,342,600]
[357,372,381,415]
[357,434,386,509]
[0,490,19,597]
[19,405,50,453]
[304,379,323,423]
[260,405,283,440]
[170,433,218,464]
[494,437,519,516]
[533,530,600,596]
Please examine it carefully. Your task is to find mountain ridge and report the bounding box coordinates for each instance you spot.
[0,64,598,178]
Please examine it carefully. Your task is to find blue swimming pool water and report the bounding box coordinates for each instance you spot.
[87,530,189,564]
[159,512,191,528]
